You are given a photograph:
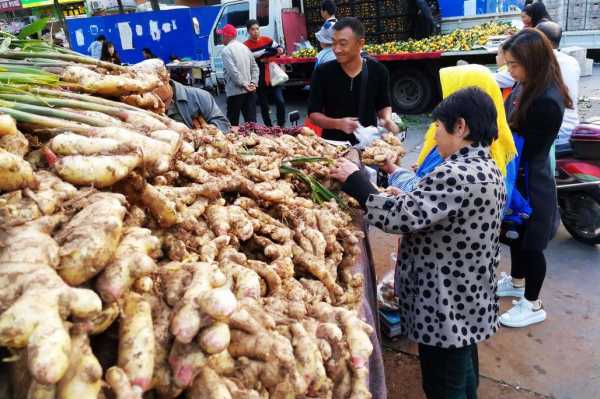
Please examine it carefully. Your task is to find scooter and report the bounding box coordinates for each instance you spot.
[556,122,600,245]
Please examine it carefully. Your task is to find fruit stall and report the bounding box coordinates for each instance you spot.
[280,21,517,114]
[0,25,413,398]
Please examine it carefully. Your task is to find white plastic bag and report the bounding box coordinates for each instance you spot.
[353,124,381,149]
[269,62,289,87]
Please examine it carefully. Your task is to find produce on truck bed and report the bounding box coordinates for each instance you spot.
[293,21,517,57]
[0,39,375,398]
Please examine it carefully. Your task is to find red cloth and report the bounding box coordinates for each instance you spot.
[304,118,322,136]
[244,36,277,86]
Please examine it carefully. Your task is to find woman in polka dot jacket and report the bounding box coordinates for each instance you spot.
[332,87,507,399]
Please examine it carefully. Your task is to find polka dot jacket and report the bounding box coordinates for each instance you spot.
[366,144,507,348]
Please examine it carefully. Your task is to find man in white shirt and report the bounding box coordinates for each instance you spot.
[496,21,580,148]
[218,24,259,126]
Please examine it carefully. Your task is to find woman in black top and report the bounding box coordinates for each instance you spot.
[521,2,551,28]
[101,41,121,65]
[496,28,573,328]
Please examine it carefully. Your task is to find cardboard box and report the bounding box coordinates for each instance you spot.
[567,16,587,30]
[561,46,588,70]
[586,16,600,29]
[582,58,594,77]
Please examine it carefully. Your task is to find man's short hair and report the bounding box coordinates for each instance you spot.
[431,87,498,146]
[536,21,562,48]
[321,0,336,16]
[333,17,365,39]
[97,34,106,41]
[246,19,259,30]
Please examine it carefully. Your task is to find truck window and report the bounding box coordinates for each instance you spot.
[214,2,250,45]
[257,0,269,26]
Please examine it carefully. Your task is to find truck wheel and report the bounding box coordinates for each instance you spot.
[390,68,433,114]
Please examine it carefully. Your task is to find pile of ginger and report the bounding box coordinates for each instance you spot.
[0,109,375,399]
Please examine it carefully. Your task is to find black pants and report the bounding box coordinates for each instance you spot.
[226,93,257,126]
[419,343,479,399]
[257,85,285,127]
[509,241,547,301]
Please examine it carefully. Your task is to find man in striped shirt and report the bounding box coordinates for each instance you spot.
[244,20,286,127]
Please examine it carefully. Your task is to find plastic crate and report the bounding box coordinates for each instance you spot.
[337,4,352,16]
[305,9,323,25]
[362,17,379,34]
[352,1,379,18]
[303,0,322,8]
[378,31,411,43]
[377,0,413,17]
[378,15,413,34]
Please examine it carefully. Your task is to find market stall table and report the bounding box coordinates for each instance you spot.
[165,60,215,92]
[354,212,388,399]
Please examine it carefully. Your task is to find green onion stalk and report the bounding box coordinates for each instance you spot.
[0,106,88,130]
[0,99,114,127]
[280,164,344,207]
[0,51,128,72]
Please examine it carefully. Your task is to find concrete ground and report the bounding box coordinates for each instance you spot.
[212,64,600,398]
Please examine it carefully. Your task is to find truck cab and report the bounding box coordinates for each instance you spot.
[209,0,292,78]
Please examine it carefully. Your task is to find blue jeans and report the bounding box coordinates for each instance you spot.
[257,85,285,127]
[419,343,479,399]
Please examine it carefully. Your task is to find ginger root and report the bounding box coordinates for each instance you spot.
[55,192,127,285]
[96,227,161,303]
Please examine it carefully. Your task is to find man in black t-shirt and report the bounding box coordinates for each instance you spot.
[308,17,399,144]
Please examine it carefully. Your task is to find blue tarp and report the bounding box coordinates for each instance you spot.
[67,7,220,65]
[439,0,525,18]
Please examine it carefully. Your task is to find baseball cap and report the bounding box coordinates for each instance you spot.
[217,24,237,38]
[315,25,334,44]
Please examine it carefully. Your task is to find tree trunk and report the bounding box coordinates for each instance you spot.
[117,0,124,13]
[150,0,160,11]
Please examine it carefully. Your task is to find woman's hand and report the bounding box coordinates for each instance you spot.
[331,158,359,183]
[384,186,403,196]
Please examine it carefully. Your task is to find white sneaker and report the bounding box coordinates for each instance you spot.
[499,298,547,327]
[496,272,525,298]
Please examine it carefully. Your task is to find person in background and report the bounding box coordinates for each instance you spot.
[534,22,580,149]
[149,62,230,132]
[100,41,121,65]
[383,64,517,192]
[309,17,398,144]
[496,28,573,328]
[332,87,506,399]
[320,0,337,32]
[314,18,337,67]
[87,35,105,60]
[143,48,157,60]
[521,2,551,28]
[244,19,286,127]
[219,23,259,126]
[496,21,580,154]
[414,0,435,39]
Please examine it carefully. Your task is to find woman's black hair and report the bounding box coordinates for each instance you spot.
[523,2,551,26]
[246,19,259,30]
[321,0,336,16]
[431,87,498,146]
